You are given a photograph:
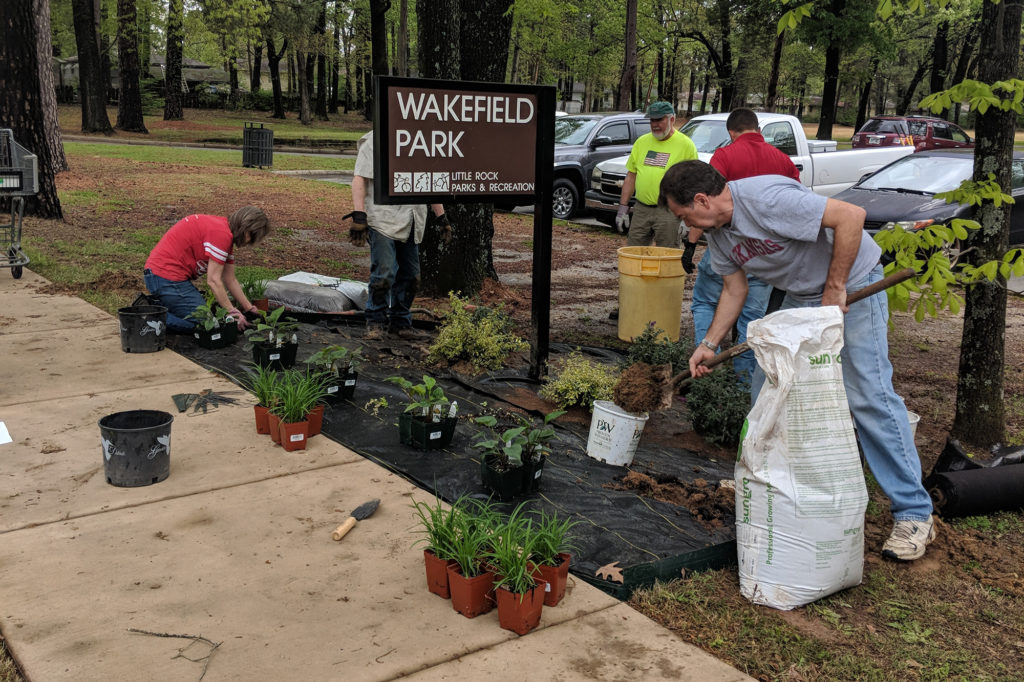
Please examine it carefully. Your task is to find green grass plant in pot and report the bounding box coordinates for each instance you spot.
[388,375,456,450]
[244,306,300,370]
[243,362,280,435]
[487,504,546,635]
[187,294,239,349]
[270,369,329,451]
[529,509,580,607]
[307,344,362,403]
[446,499,500,618]
[240,272,269,311]
[411,496,461,599]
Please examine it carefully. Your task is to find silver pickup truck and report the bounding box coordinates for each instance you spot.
[584,112,915,225]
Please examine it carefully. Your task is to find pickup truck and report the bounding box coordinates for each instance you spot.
[584,111,915,225]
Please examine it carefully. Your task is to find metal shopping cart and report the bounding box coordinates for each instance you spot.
[0,129,38,279]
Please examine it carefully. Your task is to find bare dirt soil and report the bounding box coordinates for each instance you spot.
[14,153,1024,680]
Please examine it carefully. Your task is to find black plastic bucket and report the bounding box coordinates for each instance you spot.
[99,410,173,487]
[118,305,168,353]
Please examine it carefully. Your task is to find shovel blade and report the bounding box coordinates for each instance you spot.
[351,498,380,521]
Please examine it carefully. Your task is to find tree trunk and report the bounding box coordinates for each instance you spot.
[951,0,1023,444]
[417,0,512,298]
[686,67,695,117]
[298,52,312,125]
[929,20,948,97]
[251,42,263,93]
[71,0,113,133]
[854,57,878,132]
[715,0,734,111]
[896,55,929,115]
[764,30,785,112]
[163,0,184,120]
[115,0,148,133]
[329,2,341,113]
[266,36,287,119]
[367,0,390,119]
[398,0,408,76]
[36,0,68,173]
[815,42,840,140]
[0,0,64,218]
[616,0,637,110]
[946,20,979,122]
[316,0,328,120]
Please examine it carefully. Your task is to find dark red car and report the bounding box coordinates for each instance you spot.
[851,116,973,151]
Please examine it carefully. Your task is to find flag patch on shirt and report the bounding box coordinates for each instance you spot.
[644,150,671,167]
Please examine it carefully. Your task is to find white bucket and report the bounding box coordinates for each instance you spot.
[907,410,920,440]
[586,400,649,466]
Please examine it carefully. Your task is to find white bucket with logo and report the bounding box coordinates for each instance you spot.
[586,400,649,466]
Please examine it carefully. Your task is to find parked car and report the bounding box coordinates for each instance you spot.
[851,115,973,151]
[585,111,914,226]
[833,149,1024,252]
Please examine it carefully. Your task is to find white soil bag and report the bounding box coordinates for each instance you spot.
[736,306,867,610]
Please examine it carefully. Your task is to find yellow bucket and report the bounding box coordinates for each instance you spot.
[617,246,686,342]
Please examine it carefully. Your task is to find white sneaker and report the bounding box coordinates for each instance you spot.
[882,516,936,561]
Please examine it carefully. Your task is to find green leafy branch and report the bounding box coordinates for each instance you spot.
[920,79,1024,116]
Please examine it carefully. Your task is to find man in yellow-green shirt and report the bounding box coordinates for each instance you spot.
[616,101,697,247]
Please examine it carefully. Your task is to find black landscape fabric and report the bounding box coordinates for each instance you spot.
[167,319,736,598]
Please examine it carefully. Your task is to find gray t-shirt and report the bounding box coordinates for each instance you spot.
[706,175,881,300]
[354,132,427,243]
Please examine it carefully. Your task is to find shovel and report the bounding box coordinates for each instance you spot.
[614,267,917,414]
[332,499,381,541]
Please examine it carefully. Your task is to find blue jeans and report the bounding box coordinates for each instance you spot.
[144,269,203,333]
[691,251,771,384]
[751,264,933,521]
[366,228,419,329]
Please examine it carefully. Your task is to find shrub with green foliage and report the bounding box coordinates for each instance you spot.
[687,366,750,447]
[427,293,528,371]
[624,324,693,374]
[539,350,618,411]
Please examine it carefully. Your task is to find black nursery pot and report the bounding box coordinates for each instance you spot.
[480,454,526,502]
[251,341,298,370]
[325,370,358,404]
[193,322,238,350]
[398,413,456,450]
[521,455,545,494]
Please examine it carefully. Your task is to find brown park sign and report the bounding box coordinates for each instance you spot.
[373,76,554,205]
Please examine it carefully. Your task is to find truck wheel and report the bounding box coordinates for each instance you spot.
[552,179,579,220]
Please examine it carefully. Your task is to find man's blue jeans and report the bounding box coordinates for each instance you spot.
[366,228,419,329]
[691,251,771,384]
[750,264,933,522]
[144,269,203,333]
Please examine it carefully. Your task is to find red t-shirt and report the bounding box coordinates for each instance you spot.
[145,214,235,281]
[709,132,801,182]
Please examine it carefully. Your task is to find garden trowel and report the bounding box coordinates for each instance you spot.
[331,499,381,541]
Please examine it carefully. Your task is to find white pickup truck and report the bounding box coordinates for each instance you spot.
[584,111,915,224]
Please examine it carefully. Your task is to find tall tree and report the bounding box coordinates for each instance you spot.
[115,0,148,133]
[266,35,288,118]
[36,0,68,173]
[315,0,329,120]
[164,0,184,120]
[0,0,64,218]
[617,0,637,109]
[71,0,114,133]
[950,0,1023,443]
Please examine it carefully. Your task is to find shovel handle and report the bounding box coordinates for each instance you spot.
[332,516,357,541]
[672,267,916,386]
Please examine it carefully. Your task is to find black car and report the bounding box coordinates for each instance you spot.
[834,149,1024,250]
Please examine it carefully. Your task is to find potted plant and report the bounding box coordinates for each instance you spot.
[307,344,362,403]
[487,504,546,635]
[410,496,461,599]
[187,295,239,349]
[445,499,499,618]
[244,306,300,370]
[242,363,280,435]
[529,509,580,607]
[474,410,565,500]
[387,375,456,450]
[240,272,269,311]
[270,369,328,451]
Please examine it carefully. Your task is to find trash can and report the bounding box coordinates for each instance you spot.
[617,246,686,342]
[99,410,173,487]
[242,122,273,168]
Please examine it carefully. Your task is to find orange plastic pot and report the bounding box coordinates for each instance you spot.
[254,405,271,435]
[307,404,324,437]
[535,553,571,606]
[267,413,282,445]
[495,580,547,635]
[423,549,454,599]
[279,420,308,452]
[447,563,495,618]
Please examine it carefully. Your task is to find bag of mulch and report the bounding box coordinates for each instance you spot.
[735,306,867,611]
[265,280,367,313]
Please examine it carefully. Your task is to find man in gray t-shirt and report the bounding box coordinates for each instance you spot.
[658,160,936,564]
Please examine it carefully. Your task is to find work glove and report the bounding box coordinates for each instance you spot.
[344,210,368,248]
[682,241,696,274]
[615,205,630,234]
[436,213,453,243]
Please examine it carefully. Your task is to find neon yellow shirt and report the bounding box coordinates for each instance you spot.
[625,131,698,206]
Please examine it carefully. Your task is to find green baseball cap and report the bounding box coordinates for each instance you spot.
[645,101,675,119]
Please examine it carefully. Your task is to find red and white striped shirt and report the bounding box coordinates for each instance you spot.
[145,214,235,281]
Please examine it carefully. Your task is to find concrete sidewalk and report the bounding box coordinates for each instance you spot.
[0,270,749,681]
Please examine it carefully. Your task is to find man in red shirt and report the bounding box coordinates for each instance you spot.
[144,206,271,333]
[683,108,801,384]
